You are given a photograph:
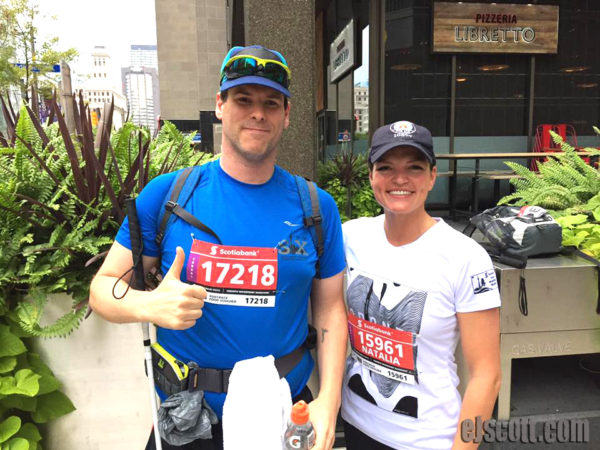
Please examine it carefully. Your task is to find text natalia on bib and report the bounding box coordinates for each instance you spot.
[187,240,278,307]
[348,313,417,384]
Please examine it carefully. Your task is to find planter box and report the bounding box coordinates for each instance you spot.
[34,294,152,449]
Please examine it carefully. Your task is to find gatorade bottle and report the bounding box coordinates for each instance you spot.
[283,400,316,449]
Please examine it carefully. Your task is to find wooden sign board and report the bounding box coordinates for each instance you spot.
[432,2,559,54]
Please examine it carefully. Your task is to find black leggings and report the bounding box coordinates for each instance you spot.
[145,386,313,450]
[342,419,396,450]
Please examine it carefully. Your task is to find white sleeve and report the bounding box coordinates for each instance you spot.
[453,241,501,313]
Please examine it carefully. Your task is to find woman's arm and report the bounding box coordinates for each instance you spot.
[452,308,501,449]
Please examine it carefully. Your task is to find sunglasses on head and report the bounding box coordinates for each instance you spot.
[220,54,291,88]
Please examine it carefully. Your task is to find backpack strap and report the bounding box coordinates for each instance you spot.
[294,175,324,278]
[479,242,529,316]
[462,223,477,237]
[155,165,222,247]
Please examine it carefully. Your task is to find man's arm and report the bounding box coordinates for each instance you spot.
[452,308,501,450]
[307,270,347,450]
[89,241,206,330]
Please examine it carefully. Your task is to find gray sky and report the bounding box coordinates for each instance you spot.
[36,0,157,75]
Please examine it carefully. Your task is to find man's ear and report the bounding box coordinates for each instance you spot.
[215,91,223,120]
[283,100,291,129]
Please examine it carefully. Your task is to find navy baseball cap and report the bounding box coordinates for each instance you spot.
[369,121,436,166]
[220,45,291,98]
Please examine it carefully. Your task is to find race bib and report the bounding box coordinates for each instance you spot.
[187,240,278,307]
[348,313,417,384]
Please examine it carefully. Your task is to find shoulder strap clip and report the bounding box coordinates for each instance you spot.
[303,214,322,227]
[165,200,178,212]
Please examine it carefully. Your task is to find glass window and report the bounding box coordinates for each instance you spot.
[384,0,451,139]
[533,1,600,148]
[454,54,529,138]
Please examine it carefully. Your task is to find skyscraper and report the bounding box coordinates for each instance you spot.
[79,46,127,128]
[130,45,158,70]
[122,45,160,134]
[121,66,160,134]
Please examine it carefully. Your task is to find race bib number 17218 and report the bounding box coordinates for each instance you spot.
[186,240,278,307]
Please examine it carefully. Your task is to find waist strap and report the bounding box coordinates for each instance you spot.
[154,346,307,395]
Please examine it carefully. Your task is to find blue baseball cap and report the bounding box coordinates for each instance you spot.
[369,121,436,166]
[219,45,292,98]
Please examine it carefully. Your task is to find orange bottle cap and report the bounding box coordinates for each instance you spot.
[290,400,310,424]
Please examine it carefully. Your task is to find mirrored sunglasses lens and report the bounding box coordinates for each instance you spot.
[263,63,287,84]
[223,57,289,87]
[228,58,257,75]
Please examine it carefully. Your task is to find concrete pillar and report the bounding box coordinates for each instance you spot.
[155,0,227,128]
[244,0,317,179]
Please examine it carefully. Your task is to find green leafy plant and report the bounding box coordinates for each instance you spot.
[319,151,381,221]
[0,95,212,337]
[0,93,212,447]
[498,128,600,257]
[498,130,600,210]
[552,193,600,258]
[0,323,75,450]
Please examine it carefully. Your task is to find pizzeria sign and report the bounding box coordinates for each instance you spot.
[432,2,559,54]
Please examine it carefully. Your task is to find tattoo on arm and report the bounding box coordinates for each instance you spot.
[321,328,328,343]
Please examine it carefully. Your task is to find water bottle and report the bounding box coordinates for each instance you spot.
[283,400,315,449]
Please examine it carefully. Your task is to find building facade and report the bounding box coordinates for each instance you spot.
[154,0,228,153]
[152,0,598,186]
[354,84,369,135]
[79,46,127,128]
[313,0,600,206]
[130,44,158,69]
[121,66,160,134]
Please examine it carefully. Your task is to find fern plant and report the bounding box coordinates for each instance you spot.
[0,97,212,338]
[0,94,213,448]
[498,131,600,209]
[498,128,600,257]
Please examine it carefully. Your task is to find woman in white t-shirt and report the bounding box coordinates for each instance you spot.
[341,121,501,450]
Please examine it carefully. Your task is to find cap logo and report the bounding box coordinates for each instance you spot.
[390,121,416,138]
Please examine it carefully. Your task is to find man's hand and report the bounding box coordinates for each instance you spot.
[308,396,338,450]
[140,246,206,329]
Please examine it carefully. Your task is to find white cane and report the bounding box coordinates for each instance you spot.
[126,197,162,450]
[143,323,162,450]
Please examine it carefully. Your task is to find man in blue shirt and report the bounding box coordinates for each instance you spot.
[90,45,347,450]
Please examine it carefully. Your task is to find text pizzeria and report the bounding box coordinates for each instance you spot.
[476,13,517,24]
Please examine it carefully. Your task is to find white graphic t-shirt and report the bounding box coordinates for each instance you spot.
[341,216,501,450]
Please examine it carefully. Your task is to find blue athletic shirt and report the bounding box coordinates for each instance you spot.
[115,159,345,417]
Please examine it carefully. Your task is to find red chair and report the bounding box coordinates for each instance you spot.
[531,124,580,171]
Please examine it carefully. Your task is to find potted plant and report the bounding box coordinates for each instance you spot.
[0,95,212,448]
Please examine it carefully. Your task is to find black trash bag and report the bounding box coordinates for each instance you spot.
[157,389,219,446]
[470,205,562,258]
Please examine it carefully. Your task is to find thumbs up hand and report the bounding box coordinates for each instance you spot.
[141,247,206,330]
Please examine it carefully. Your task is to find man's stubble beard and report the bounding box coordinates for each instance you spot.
[230,139,278,164]
[226,128,283,164]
